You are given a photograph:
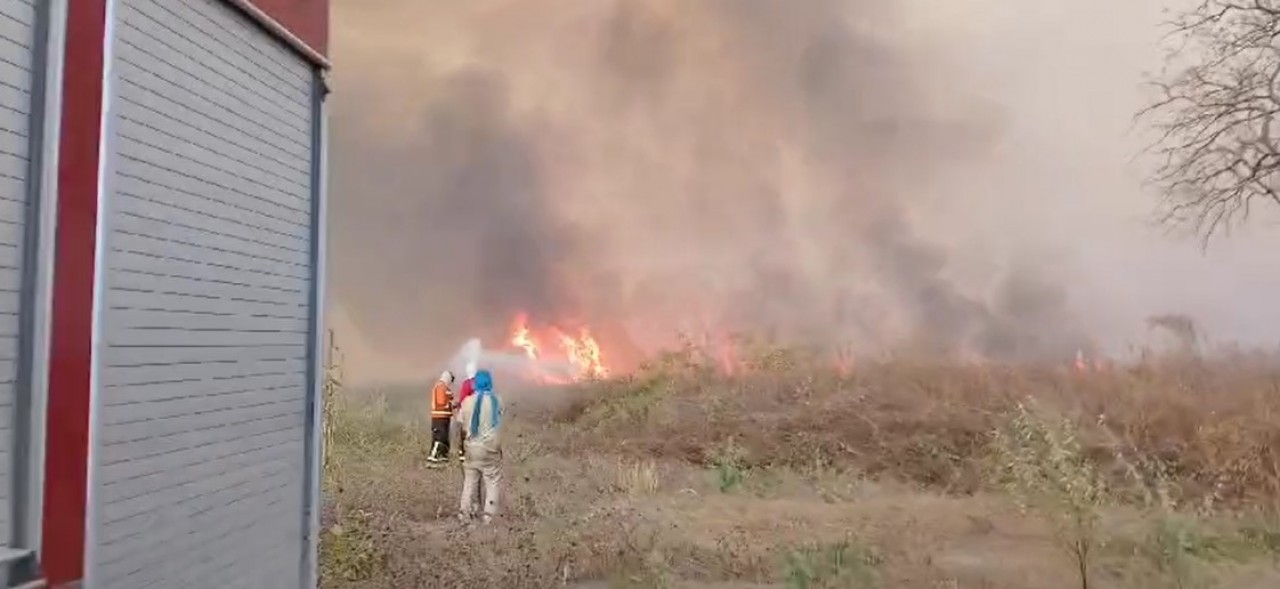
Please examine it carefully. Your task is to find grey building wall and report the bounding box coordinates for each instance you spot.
[0,0,36,551]
[0,0,41,560]
[0,0,66,584]
[90,0,320,587]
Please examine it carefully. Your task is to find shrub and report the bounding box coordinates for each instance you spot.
[992,402,1108,589]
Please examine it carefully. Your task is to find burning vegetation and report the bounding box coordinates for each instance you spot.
[506,312,609,383]
[504,310,1118,383]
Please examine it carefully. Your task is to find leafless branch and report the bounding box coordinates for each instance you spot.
[1139,0,1280,245]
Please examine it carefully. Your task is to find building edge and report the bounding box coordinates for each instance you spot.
[228,0,330,67]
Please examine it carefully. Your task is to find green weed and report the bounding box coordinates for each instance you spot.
[319,508,385,583]
[710,437,748,493]
[781,537,881,589]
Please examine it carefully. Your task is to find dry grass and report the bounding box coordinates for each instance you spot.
[320,347,1280,588]
[614,457,662,496]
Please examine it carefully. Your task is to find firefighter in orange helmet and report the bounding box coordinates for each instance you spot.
[427,370,456,463]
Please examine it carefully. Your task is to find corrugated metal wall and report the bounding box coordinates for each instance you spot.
[0,0,37,553]
[92,0,318,586]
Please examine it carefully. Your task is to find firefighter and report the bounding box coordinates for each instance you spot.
[427,370,455,463]
[452,361,478,463]
[457,369,503,523]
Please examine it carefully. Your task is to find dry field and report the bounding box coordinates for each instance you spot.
[319,347,1280,588]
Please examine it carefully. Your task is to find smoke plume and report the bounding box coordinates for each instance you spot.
[328,0,1280,383]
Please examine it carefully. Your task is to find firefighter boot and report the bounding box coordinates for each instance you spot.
[427,441,445,463]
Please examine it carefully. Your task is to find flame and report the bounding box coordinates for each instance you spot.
[1072,348,1109,374]
[510,313,539,360]
[718,335,739,376]
[506,313,609,383]
[512,317,1116,380]
[556,327,609,379]
[834,343,854,377]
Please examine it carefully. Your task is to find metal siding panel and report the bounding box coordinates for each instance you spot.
[109,183,309,256]
[0,79,29,119]
[125,0,310,121]
[98,441,300,540]
[116,1,309,128]
[94,0,315,586]
[100,342,307,369]
[102,355,307,386]
[0,2,35,29]
[95,425,301,497]
[0,287,18,315]
[99,375,305,420]
[0,359,14,385]
[0,337,11,362]
[176,0,312,91]
[99,459,302,589]
[135,478,302,589]
[110,53,308,166]
[106,218,311,277]
[111,72,310,185]
[0,104,25,138]
[0,0,36,552]
[112,122,309,217]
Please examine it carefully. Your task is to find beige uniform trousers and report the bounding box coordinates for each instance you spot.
[459,441,502,520]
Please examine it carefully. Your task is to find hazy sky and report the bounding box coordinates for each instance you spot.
[327,0,1280,384]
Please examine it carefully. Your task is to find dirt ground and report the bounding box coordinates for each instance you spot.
[320,356,1280,588]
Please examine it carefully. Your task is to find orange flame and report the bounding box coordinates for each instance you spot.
[718,335,739,376]
[507,313,609,383]
[1072,349,1109,374]
[510,313,539,360]
[834,343,854,377]
[555,327,609,379]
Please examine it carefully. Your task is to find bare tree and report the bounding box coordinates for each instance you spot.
[1141,0,1280,244]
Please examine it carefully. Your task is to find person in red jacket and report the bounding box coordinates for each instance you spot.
[457,361,477,407]
[452,361,478,463]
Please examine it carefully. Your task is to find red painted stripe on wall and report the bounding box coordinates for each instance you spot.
[41,0,108,584]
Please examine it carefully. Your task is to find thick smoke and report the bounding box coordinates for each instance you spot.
[328,0,1086,374]
[331,64,576,349]
[328,0,1280,382]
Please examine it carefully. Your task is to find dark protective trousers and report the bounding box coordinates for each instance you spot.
[430,416,451,459]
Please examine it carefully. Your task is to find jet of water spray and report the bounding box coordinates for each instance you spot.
[448,337,575,386]
[453,338,482,375]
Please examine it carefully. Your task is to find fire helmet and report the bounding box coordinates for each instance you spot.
[439,370,455,384]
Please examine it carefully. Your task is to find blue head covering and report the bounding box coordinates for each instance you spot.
[474,370,493,394]
[469,369,500,437]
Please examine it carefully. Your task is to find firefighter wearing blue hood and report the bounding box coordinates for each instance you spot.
[456,368,503,523]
